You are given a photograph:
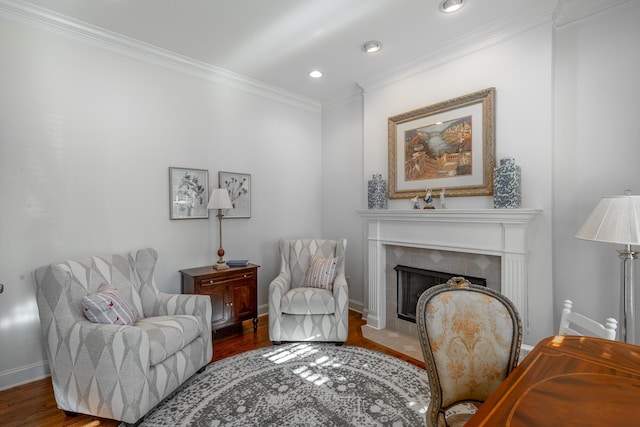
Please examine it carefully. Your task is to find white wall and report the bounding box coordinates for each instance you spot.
[321,96,365,310]
[3,0,636,392]
[554,0,640,342]
[358,23,555,344]
[0,16,322,389]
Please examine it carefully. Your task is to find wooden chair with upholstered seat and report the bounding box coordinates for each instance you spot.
[520,299,618,359]
[559,299,618,339]
[417,277,522,427]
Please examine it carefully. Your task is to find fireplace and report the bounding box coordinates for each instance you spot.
[357,208,542,339]
[395,265,487,323]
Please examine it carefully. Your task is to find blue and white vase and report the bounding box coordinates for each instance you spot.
[493,158,521,208]
[368,174,387,209]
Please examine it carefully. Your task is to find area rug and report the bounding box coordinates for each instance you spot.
[137,343,430,426]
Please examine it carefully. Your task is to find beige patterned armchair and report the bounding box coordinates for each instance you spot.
[33,248,212,424]
[268,239,348,343]
[416,277,522,427]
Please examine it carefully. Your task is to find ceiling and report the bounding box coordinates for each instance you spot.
[21,0,560,104]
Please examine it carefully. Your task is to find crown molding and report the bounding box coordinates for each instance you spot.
[322,88,363,113]
[357,4,556,95]
[554,0,631,27]
[0,0,321,113]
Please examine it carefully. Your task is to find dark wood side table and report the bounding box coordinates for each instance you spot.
[180,264,259,335]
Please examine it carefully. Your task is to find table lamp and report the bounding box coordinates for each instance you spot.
[575,190,640,343]
[207,188,233,270]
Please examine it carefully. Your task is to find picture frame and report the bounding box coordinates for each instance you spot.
[169,167,209,219]
[219,171,251,218]
[388,87,496,199]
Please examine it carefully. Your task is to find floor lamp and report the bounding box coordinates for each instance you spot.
[207,188,233,270]
[575,190,640,344]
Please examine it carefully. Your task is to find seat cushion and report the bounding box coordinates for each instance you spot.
[135,315,201,366]
[281,287,335,315]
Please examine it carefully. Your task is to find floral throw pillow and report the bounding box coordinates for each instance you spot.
[82,283,139,325]
[303,255,338,291]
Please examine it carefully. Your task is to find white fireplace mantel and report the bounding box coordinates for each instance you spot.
[356,208,542,333]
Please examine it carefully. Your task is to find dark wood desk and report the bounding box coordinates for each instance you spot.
[466,335,640,426]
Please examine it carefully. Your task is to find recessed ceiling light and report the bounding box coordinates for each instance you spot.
[308,70,323,78]
[361,41,382,54]
[439,0,464,13]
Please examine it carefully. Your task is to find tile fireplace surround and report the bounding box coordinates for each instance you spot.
[356,209,542,359]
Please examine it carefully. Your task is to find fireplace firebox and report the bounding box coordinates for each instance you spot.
[394,265,487,323]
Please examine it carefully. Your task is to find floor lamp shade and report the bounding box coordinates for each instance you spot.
[575,194,640,244]
[575,192,640,344]
[208,189,233,269]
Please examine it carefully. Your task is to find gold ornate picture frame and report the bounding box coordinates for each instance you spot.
[388,87,495,199]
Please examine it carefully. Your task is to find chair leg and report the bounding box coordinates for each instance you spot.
[121,417,144,427]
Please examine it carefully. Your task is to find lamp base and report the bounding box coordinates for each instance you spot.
[213,261,229,270]
[618,247,637,344]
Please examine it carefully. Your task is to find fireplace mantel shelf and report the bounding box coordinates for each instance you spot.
[357,208,542,336]
[356,208,542,223]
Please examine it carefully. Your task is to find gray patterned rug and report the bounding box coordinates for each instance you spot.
[137,343,430,426]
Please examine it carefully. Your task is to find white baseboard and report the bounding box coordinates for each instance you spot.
[348,299,364,314]
[0,360,50,392]
[258,303,268,317]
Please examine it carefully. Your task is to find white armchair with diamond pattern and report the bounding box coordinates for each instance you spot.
[33,248,212,425]
[268,239,348,344]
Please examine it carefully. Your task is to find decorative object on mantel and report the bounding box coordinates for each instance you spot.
[207,188,233,269]
[575,190,640,344]
[424,188,435,209]
[411,196,421,209]
[367,173,388,209]
[440,188,447,209]
[493,157,521,208]
[387,87,496,199]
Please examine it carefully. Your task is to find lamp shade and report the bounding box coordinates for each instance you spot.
[575,193,640,245]
[207,188,233,210]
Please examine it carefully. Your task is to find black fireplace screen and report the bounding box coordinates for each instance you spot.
[395,265,487,323]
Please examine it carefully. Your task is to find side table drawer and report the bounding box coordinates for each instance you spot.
[197,270,255,288]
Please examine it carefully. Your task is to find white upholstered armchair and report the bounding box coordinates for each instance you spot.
[268,239,348,344]
[33,248,212,424]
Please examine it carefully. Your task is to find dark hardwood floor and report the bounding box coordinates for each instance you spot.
[0,311,423,426]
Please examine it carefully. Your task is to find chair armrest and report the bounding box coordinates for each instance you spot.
[268,273,291,313]
[332,273,348,309]
[333,273,347,292]
[49,321,152,417]
[146,292,212,335]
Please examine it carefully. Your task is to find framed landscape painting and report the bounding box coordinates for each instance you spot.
[169,167,209,219]
[219,171,251,218]
[387,87,496,199]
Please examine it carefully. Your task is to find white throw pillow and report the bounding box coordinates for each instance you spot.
[82,283,139,325]
[303,255,338,291]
